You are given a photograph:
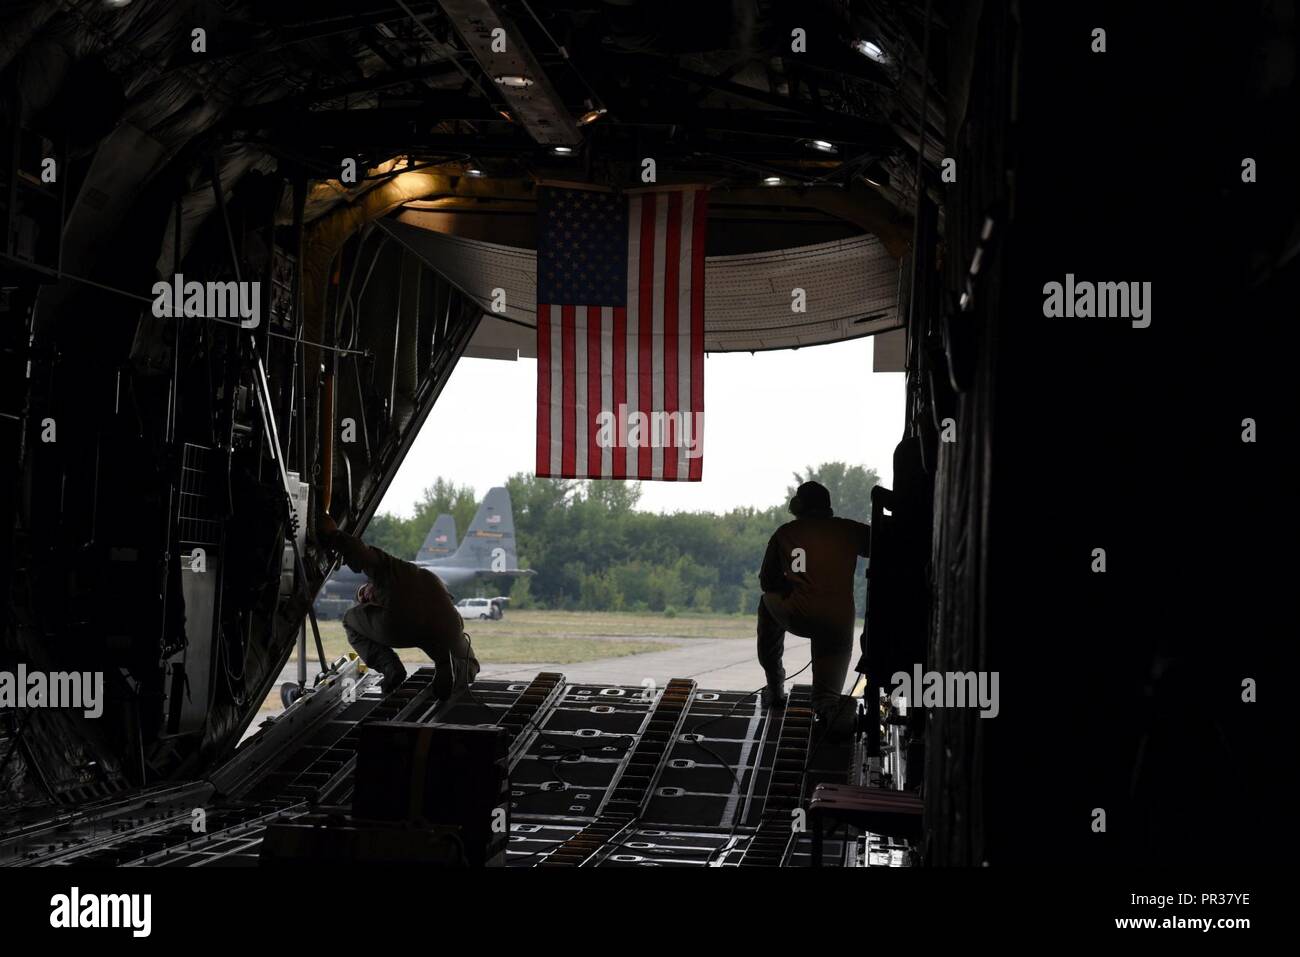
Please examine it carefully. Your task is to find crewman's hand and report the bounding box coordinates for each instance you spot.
[318,514,339,547]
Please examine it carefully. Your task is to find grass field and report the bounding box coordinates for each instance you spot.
[458,608,757,641]
[291,608,756,667]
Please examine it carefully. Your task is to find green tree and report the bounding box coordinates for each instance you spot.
[412,478,479,543]
[363,512,420,558]
[363,464,880,616]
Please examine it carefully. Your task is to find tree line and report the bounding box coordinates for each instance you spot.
[363,462,879,615]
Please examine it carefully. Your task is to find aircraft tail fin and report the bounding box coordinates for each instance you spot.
[448,487,518,571]
[415,513,459,562]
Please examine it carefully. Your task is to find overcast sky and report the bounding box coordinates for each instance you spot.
[378,335,906,518]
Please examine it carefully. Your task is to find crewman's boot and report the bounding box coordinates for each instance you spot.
[432,654,456,699]
[344,613,407,692]
[377,659,408,693]
[760,670,787,709]
[431,640,479,698]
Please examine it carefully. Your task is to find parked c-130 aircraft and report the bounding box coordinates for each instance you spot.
[416,513,459,562]
[316,487,534,612]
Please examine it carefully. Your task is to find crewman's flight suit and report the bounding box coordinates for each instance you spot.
[323,528,480,695]
[758,506,870,718]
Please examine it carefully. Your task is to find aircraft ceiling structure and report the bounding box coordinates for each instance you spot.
[381,215,903,354]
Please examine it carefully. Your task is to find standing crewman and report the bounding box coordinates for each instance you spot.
[317,515,479,696]
[756,481,870,729]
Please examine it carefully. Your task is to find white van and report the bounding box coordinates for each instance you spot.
[456,597,502,620]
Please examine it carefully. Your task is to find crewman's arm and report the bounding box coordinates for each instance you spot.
[852,520,871,558]
[319,516,395,586]
[759,534,790,595]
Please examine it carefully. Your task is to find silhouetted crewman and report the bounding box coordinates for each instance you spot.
[757,481,870,720]
[318,515,479,696]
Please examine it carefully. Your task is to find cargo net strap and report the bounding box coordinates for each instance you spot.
[738,684,814,867]
[538,677,696,867]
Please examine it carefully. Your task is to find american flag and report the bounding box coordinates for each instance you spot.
[536,185,708,480]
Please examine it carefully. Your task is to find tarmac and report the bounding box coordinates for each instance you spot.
[250,631,856,736]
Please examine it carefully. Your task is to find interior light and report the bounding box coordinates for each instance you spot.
[855,39,889,64]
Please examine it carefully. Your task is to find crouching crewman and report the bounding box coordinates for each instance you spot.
[318,515,480,696]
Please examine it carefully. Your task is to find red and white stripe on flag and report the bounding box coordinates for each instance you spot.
[536,187,707,480]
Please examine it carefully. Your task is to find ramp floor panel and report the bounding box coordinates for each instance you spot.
[8,668,875,868]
